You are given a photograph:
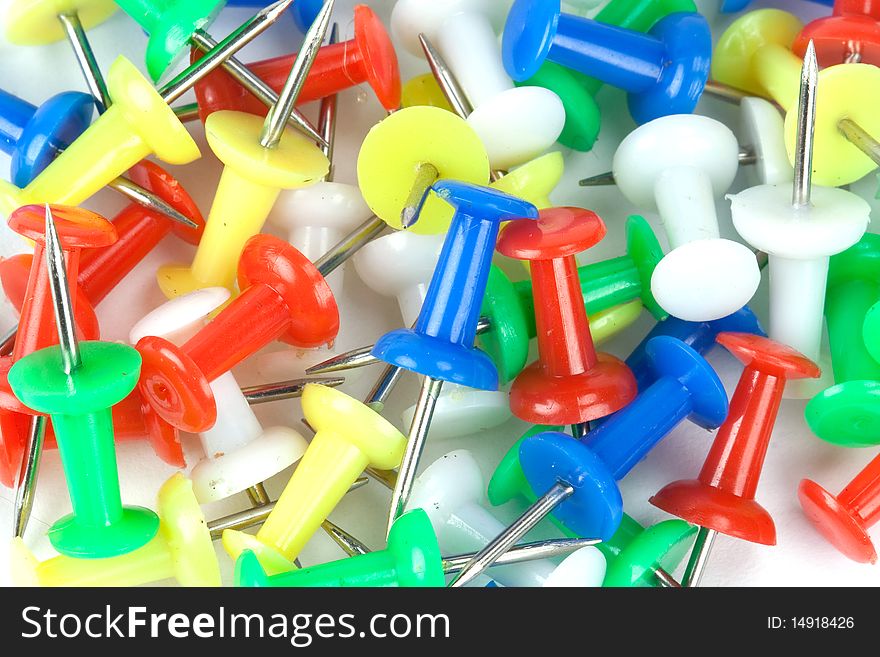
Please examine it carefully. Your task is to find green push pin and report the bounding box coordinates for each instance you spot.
[115,0,226,82]
[7,205,158,558]
[805,233,880,447]
[488,427,689,587]
[235,509,446,587]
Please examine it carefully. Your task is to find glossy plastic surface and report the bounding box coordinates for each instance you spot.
[115,0,225,81]
[652,333,819,545]
[805,234,880,446]
[626,307,764,392]
[498,207,637,424]
[373,182,536,389]
[17,473,220,586]
[8,341,159,558]
[356,106,489,234]
[0,89,94,187]
[158,110,328,297]
[799,454,880,564]
[236,510,444,587]
[193,5,401,115]
[3,57,200,213]
[502,2,711,124]
[794,6,880,66]
[140,235,339,431]
[222,384,406,567]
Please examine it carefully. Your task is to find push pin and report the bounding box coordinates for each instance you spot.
[131,288,309,504]
[392,0,564,171]
[222,384,406,569]
[311,214,664,383]
[516,0,698,150]
[156,0,333,297]
[323,512,606,588]
[713,8,880,186]
[502,1,711,124]
[626,306,765,391]
[185,5,401,122]
[357,105,489,235]
[729,40,870,398]
[496,206,637,434]
[0,87,199,228]
[582,115,761,322]
[409,449,606,587]
[450,336,728,587]
[7,205,159,558]
[805,234,880,446]
[354,234,511,440]
[0,0,294,214]
[373,181,538,535]
[0,161,205,362]
[0,203,117,536]
[488,428,693,588]
[416,33,565,207]
[581,96,794,188]
[11,473,220,586]
[794,0,880,66]
[799,451,880,564]
[138,234,339,432]
[652,333,820,586]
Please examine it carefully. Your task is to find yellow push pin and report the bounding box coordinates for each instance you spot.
[712,8,880,187]
[0,56,199,216]
[401,73,454,112]
[10,473,220,587]
[222,383,407,571]
[357,105,489,235]
[156,1,335,297]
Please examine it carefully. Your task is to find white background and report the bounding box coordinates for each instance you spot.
[1,0,878,587]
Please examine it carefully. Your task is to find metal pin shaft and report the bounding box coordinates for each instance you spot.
[259,0,334,149]
[12,416,47,538]
[400,162,439,229]
[318,23,339,180]
[58,12,110,113]
[791,40,818,209]
[682,526,718,587]
[242,376,344,404]
[45,206,82,374]
[385,376,444,537]
[449,482,576,588]
[159,0,295,105]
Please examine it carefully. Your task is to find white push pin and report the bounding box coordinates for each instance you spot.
[408,450,606,587]
[740,97,793,186]
[391,0,564,170]
[130,288,308,504]
[592,114,761,322]
[729,42,870,398]
[354,233,511,439]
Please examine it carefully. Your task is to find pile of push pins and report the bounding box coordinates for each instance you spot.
[0,0,879,588]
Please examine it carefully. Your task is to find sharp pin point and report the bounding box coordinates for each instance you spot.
[260,0,336,149]
[578,171,616,187]
[792,40,818,209]
[12,415,48,539]
[45,205,82,375]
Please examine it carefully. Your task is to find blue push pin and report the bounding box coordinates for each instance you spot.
[449,336,728,587]
[372,180,538,538]
[626,306,765,391]
[0,89,94,187]
[501,0,711,124]
[720,0,833,12]
[225,0,319,31]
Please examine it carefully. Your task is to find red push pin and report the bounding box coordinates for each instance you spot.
[496,207,638,436]
[136,234,339,433]
[0,161,205,332]
[794,0,880,66]
[799,453,880,564]
[652,332,820,585]
[188,4,400,124]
